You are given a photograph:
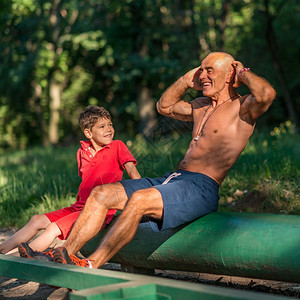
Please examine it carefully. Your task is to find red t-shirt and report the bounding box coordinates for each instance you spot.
[71,140,136,210]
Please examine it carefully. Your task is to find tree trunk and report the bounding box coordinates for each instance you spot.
[138,86,156,137]
[136,35,157,136]
[219,0,230,51]
[49,79,61,144]
[264,0,299,128]
[47,0,63,144]
[31,81,49,146]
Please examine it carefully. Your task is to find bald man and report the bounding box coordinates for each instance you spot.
[22,52,276,268]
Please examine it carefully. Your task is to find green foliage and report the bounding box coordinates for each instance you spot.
[0,0,299,149]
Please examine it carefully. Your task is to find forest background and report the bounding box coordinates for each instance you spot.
[0,0,299,227]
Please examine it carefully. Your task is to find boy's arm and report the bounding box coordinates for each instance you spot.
[77,148,83,178]
[124,161,141,179]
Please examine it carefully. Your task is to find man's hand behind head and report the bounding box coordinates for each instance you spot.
[183,67,203,91]
[231,61,245,88]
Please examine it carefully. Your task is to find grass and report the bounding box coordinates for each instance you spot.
[220,121,300,214]
[0,146,81,227]
[0,121,299,228]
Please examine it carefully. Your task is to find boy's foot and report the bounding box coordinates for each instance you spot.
[18,243,55,262]
[54,247,92,268]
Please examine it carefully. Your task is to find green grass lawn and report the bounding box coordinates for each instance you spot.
[0,121,299,228]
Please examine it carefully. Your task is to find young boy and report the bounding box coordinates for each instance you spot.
[0,106,140,256]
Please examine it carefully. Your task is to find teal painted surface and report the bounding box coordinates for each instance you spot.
[0,255,128,289]
[1,255,293,300]
[81,212,300,283]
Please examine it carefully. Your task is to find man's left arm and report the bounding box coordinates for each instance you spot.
[232,61,276,122]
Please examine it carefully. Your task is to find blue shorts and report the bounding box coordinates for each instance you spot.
[119,170,219,232]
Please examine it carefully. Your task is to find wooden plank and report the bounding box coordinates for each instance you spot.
[0,254,293,300]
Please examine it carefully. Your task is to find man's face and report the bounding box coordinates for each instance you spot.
[198,54,231,98]
[88,117,114,147]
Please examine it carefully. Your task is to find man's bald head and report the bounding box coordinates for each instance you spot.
[204,52,235,72]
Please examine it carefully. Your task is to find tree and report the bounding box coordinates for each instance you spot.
[263,0,299,128]
[0,0,298,149]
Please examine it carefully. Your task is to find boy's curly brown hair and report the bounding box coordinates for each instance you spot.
[79,106,111,131]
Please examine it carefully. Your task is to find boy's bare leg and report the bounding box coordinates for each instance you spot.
[0,215,50,254]
[28,222,61,251]
[87,188,163,268]
[63,182,128,256]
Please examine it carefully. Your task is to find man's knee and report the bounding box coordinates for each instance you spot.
[128,188,163,219]
[88,185,110,204]
[128,189,153,214]
[87,183,123,208]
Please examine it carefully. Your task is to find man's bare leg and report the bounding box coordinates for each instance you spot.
[87,187,163,268]
[63,182,128,256]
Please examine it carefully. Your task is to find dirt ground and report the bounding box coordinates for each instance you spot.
[1,227,299,299]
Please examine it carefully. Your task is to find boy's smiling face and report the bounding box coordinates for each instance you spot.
[84,117,114,148]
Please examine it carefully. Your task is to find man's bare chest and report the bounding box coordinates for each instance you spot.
[193,104,238,141]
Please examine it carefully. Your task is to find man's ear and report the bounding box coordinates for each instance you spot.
[227,69,235,84]
[84,128,92,139]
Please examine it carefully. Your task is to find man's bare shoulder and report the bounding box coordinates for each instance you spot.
[191,97,211,109]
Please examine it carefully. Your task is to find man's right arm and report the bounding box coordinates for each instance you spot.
[157,67,202,121]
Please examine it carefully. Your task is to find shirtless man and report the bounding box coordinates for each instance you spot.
[23,52,276,268]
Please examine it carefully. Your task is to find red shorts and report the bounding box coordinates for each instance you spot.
[45,207,117,240]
